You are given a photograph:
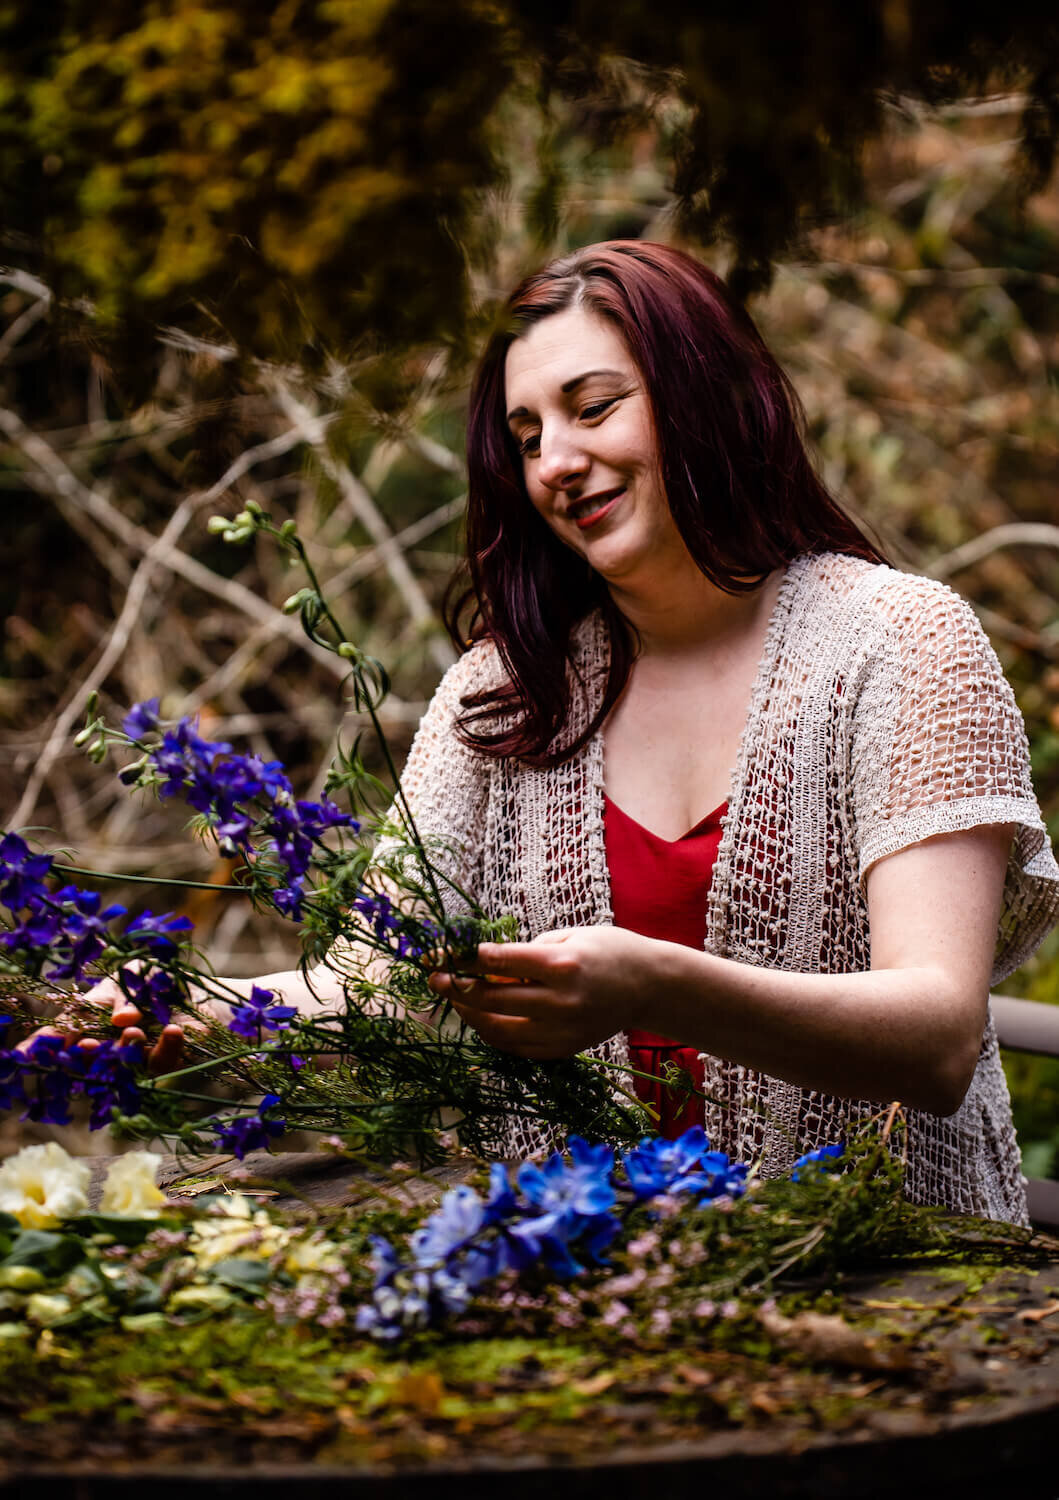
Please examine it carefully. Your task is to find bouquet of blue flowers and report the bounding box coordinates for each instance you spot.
[0,507,648,1163]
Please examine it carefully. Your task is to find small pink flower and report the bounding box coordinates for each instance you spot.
[606,1268,646,1296]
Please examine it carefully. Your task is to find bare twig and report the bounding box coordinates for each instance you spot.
[10,490,212,828]
[0,293,51,362]
[271,383,456,675]
[6,421,402,827]
[810,261,1059,294]
[0,407,352,682]
[323,496,465,597]
[929,524,1059,580]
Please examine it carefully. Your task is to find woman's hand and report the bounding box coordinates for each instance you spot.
[16,972,187,1077]
[427,926,653,1059]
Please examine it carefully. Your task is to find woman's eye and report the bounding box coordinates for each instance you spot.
[518,432,541,457]
[580,399,616,421]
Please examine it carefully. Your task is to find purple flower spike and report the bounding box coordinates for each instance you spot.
[122,699,161,740]
[118,965,186,1027]
[209,1094,286,1159]
[0,832,54,911]
[125,909,194,952]
[227,985,299,1041]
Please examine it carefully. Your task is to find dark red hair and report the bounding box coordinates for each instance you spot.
[445,240,884,765]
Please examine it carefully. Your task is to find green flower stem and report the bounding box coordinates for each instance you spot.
[54,863,250,895]
[286,533,448,925]
[139,1087,238,1109]
[149,1049,273,1086]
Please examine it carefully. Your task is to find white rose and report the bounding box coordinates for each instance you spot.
[99,1151,167,1217]
[0,1143,91,1229]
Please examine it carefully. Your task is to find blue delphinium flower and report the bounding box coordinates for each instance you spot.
[271,879,305,920]
[791,1143,844,1181]
[699,1156,750,1201]
[13,1034,142,1129]
[407,1163,522,1289]
[513,1136,619,1274]
[2,885,129,984]
[75,1039,145,1129]
[623,1126,748,1203]
[356,1235,474,1339]
[122,706,358,916]
[227,985,300,1042]
[351,892,443,961]
[117,965,186,1027]
[210,1094,286,1159]
[623,1125,719,1200]
[122,699,161,740]
[266,798,356,886]
[146,718,230,799]
[517,1136,616,1219]
[124,909,195,953]
[0,832,54,911]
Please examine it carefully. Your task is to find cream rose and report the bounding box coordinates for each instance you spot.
[0,1142,91,1229]
[99,1151,168,1216]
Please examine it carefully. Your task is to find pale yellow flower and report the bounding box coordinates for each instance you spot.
[99,1151,167,1217]
[188,1194,288,1268]
[0,1143,91,1229]
[25,1292,72,1326]
[285,1236,344,1276]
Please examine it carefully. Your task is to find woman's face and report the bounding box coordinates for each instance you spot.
[503,305,689,589]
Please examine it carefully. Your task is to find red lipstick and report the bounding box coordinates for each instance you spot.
[569,489,623,530]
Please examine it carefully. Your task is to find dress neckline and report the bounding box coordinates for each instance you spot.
[604,792,727,846]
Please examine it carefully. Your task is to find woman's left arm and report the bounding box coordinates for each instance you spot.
[429,822,1012,1117]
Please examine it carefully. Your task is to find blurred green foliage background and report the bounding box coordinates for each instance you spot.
[1,3,1057,1166]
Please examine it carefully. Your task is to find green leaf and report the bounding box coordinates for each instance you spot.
[206,1257,273,1292]
[68,1212,177,1247]
[1,1230,84,1277]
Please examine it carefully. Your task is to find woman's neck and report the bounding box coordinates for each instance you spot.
[608,562,784,658]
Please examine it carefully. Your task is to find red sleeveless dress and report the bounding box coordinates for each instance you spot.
[604,795,726,1139]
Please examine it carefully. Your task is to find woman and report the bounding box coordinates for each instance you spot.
[76,242,1059,1221]
[405,240,1057,1222]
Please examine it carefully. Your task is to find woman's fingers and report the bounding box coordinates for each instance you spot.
[14,1024,65,1054]
[473,938,577,983]
[432,973,557,1017]
[82,972,145,1028]
[148,1024,186,1076]
[450,1004,569,1057]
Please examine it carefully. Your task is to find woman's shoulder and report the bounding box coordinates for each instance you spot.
[797,552,987,647]
[430,635,510,705]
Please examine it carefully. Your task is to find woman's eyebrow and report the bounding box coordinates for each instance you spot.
[506,368,627,423]
[560,368,625,394]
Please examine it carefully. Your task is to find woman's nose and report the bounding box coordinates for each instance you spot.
[536,426,589,490]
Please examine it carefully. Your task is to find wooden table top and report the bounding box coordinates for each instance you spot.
[3,1150,1057,1500]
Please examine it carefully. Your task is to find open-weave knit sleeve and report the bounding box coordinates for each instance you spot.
[851,572,1059,981]
[389,643,495,909]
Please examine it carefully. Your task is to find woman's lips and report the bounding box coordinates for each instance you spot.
[569,489,623,530]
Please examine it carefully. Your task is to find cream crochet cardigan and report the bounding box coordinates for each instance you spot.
[400,552,1059,1223]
